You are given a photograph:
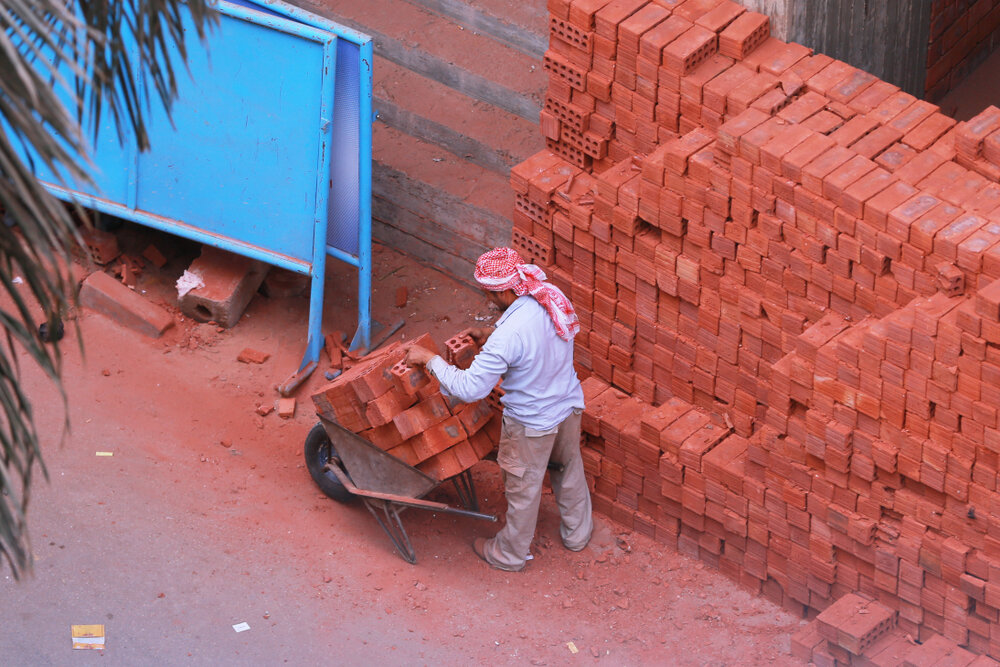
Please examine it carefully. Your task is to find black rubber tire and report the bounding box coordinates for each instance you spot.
[304,422,354,503]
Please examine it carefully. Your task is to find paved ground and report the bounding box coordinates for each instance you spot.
[0,229,803,666]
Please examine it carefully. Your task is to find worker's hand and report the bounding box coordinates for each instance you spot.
[405,345,435,368]
[465,327,494,347]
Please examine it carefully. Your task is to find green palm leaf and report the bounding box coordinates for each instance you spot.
[0,0,215,579]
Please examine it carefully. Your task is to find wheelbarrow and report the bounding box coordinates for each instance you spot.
[304,415,497,563]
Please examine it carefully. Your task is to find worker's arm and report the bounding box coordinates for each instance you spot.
[406,334,514,403]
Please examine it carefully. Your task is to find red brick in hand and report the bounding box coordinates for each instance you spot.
[444,332,480,369]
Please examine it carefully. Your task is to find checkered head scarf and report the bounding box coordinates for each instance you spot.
[474,247,579,341]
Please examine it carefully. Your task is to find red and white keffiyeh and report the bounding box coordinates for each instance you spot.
[474,247,580,341]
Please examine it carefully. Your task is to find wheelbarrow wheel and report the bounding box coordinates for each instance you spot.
[304,422,354,503]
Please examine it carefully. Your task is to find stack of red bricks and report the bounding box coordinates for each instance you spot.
[753,280,1000,653]
[504,0,1000,659]
[311,332,498,481]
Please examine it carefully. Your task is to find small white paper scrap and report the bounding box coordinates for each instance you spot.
[233,622,250,633]
[96,452,114,457]
[176,270,205,298]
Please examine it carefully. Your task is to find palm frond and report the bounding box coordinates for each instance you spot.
[0,0,215,579]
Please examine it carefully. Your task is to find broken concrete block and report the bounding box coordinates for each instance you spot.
[177,246,268,328]
[80,271,174,338]
[262,267,309,298]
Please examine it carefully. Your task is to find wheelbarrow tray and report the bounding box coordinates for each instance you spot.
[318,415,439,500]
[316,415,496,562]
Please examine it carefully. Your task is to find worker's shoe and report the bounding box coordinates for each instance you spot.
[472,537,525,572]
[564,538,589,552]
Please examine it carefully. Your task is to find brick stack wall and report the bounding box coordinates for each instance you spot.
[507,0,1000,658]
[926,0,1000,102]
[311,333,500,481]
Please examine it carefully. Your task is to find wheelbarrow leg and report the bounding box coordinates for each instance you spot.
[451,469,480,513]
[363,498,417,564]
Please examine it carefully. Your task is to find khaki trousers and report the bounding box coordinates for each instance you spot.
[482,410,593,571]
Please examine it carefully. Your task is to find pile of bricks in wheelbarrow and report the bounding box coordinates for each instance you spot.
[311,332,499,481]
[503,0,1000,660]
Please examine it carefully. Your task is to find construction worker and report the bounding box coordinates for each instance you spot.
[405,247,593,571]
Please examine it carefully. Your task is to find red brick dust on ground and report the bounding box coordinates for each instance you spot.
[0,226,802,664]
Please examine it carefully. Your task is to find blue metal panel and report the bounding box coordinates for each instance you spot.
[18,0,374,388]
[256,0,375,352]
[135,6,334,265]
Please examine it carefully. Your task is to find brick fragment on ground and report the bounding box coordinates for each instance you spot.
[79,227,120,265]
[80,270,174,338]
[278,397,295,419]
[141,243,168,268]
[237,348,270,364]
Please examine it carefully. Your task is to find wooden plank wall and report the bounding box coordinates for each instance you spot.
[744,0,932,98]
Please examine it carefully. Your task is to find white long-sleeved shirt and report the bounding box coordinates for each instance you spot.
[427,296,584,431]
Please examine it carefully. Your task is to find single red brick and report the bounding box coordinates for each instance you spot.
[852,124,905,160]
[804,60,855,96]
[935,213,986,260]
[360,421,406,450]
[662,25,719,77]
[716,107,770,156]
[693,0,744,34]
[759,123,814,174]
[829,114,881,147]
[444,333,479,369]
[454,399,495,435]
[237,348,270,364]
[863,181,919,230]
[801,144,854,195]
[781,132,836,181]
[909,203,963,253]
[717,11,769,59]
[742,37,811,76]
[902,112,957,151]
[366,388,418,427]
[823,155,878,206]
[390,359,430,395]
[776,90,828,123]
[827,68,878,104]
[393,394,451,439]
[278,397,295,419]
[411,416,468,461]
[889,99,938,133]
[885,193,941,243]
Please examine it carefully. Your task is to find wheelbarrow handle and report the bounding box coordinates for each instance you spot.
[325,463,497,521]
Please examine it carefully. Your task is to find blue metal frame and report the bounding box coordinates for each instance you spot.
[257,1,374,355]
[31,1,374,391]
